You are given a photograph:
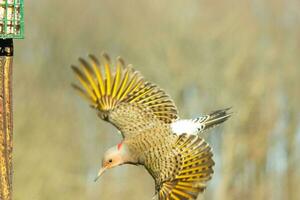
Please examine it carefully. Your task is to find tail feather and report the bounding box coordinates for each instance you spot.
[171,108,231,135]
[194,107,232,132]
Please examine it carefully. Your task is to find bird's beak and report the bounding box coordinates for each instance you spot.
[94,167,107,182]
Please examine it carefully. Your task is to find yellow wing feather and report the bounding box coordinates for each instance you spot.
[71,53,179,128]
[89,55,105,95]
[71,65,97,102]
[103,53,112,96]
[112,59,122,98]
[158,135,214,200]
[79,58,101,98]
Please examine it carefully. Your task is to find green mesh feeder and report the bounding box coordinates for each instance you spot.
[0,0,24,39]
[0,1,24,199]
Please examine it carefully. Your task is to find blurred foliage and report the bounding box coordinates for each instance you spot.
[12,0,300,199]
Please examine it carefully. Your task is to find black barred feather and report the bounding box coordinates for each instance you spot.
[193,107,232,132]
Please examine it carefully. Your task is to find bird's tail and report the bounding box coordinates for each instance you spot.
[193,107,232,133]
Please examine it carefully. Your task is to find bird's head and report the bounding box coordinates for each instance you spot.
[94,142,134,181]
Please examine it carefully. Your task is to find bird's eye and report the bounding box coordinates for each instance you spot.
[108,159,112,163]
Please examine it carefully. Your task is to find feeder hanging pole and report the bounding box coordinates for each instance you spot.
[0,0,24,199]
[0,38,13,200]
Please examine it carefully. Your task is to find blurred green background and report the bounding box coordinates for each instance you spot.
[12,0,299,199]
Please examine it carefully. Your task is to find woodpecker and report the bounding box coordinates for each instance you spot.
[72,53,231,200]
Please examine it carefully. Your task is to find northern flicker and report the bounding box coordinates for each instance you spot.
[71,53,231,200]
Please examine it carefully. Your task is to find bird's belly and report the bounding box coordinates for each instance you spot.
[138,135,178,184]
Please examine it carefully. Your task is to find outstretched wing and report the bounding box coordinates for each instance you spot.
[158,135,214,200]
[72,53,178,138]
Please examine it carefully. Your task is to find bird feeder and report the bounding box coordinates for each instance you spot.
[0,0,24,199]
[0,0,24,38]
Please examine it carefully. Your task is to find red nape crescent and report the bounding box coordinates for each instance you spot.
[117,142,123,151]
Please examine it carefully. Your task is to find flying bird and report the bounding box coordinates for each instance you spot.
[71,53,231,200]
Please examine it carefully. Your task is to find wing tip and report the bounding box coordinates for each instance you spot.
[117,56,126,67]
[101,52,111,63]
[88,54,100,65]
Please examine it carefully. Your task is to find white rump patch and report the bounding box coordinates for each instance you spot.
[171,120,200,135]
